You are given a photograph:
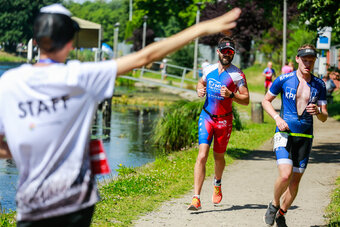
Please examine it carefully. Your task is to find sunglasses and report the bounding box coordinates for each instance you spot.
[219,48,235,55]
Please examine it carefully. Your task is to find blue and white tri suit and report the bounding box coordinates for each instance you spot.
[269,71,327,172]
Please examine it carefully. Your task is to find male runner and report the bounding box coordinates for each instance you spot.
[263,61,276,94]
[262,44,328,226]
[0,4,241,226]
[188,36,249,210]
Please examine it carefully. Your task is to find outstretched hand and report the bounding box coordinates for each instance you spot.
[201,8,241,36]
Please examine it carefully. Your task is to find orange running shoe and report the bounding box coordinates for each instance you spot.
[187,196,201,210]
[212,185,222,204]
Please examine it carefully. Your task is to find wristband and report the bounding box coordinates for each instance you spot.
[273,114,279,120]
[229,92,234,98]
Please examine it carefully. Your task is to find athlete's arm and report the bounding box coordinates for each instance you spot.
[116,8,241,75]
[0,135,11,159]
[221,85,249,105]
[262,92,290,131]
[306,103,328,122]
[196,78,206,97]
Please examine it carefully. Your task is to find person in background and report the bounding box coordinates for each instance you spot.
[288,61,294,72]
[262,61,276,94]
[322,73,336,104]
[201,59,210,69]
[262,44,328,227]
[0,3,241,226]
[188,36,249,211]
[281,61,293,74]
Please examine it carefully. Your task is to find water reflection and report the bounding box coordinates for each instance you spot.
[94,104,160,180]
[0,159,18,212]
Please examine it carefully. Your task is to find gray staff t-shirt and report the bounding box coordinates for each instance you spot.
[0,60,117,221]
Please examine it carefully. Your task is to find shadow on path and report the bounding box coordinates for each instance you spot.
[189,204,299,215]
[309,143,340,164]
[228,142,340,165]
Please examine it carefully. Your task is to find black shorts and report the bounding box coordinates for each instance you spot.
[275,135,313,173]
[17,205,95,227]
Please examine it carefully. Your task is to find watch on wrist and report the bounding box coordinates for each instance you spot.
[318,106,322,114]
[229,92,234,98]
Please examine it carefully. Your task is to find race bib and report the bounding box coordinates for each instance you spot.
[273,132,289,151]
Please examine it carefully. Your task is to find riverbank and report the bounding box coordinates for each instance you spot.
[0,51,26,63]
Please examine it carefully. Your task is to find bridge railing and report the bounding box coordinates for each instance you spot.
[134,61,199,89]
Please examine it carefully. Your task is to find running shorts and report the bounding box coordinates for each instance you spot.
[264,80,272,89]
[275,135,313,173]
[198,110,233,153]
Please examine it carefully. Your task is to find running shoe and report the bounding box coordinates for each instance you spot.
[212,185,222,204]
[263,201,279,226]
[275,214,288,227]
[187,196,201,210]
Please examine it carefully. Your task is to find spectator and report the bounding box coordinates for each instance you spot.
[322,73,336,103]
[281,61,293,74]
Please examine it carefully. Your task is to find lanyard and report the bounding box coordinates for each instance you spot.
[38,58,60,64]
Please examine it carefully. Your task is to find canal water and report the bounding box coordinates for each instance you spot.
[0,64,164,212]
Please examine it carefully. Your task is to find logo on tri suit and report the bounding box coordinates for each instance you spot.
[208,78,222,92]
[217,120,227,128]
[285,87,296,100]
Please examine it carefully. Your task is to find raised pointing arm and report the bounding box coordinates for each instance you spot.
[116,8,241,75]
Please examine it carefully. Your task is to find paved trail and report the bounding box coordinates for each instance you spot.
[134,92,340,227]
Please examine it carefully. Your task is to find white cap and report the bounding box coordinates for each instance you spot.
[40,3,72,17]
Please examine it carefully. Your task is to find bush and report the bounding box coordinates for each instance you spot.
[152,100,243,152]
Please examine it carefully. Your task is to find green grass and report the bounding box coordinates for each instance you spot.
[328,91,340,121]
[0,51,26,63]
[325,177,340,226]
[91,105,276,226]
[243,63,281,94]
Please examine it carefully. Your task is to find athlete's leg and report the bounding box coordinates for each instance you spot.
[280,171,303,211]
[273,163,293,207]
[194,143,210,195]
[213,151,225,181]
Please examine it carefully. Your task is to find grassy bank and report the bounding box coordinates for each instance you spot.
[328,91,340,121]
[242,63,267,94]
[91,105,276,226]
[325,177,340,226]
[0,51,26,63]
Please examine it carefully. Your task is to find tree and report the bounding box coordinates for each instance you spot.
[126,0,211,44]
[0,0,61,52]
[299,0,340,44]
[200,0,273,68]
[167,44,196,76]
[65,0,129,47]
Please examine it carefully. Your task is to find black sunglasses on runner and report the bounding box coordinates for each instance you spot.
[219,48,235,55]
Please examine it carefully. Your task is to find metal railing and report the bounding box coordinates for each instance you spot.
[135,61,199,89]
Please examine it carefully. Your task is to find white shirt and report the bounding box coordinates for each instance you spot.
[0,60,117,221]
